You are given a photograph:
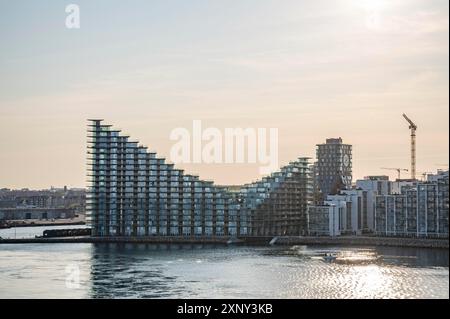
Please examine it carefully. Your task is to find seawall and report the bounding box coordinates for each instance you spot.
[0,235,448,248]
[271,236,449,249]
[0,236,235,245]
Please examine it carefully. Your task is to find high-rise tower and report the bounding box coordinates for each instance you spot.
[316,138,352,199]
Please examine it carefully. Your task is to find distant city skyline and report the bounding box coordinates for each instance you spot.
[0,0,448,189]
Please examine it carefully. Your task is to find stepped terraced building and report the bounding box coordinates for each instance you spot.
[87,120,312,238]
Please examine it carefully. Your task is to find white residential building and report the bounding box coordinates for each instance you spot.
[375,171,449,238]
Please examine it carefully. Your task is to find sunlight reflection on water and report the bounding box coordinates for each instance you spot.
[0,243,448,299]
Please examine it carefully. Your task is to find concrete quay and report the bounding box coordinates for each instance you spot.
[271,236,449,249]
[0,235,447,249]
[0,236,236,245]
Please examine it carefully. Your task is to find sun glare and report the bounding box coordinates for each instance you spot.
[354,0,386,30]
[360,0,386,11]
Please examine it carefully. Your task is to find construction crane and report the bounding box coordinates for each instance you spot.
[381,167,408,180]
[403,114,417,180]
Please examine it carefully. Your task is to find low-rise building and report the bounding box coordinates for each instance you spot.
[0,207,76,220]
[0,188,85,212]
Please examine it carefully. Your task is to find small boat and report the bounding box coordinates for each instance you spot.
[323,253,337,262]
[226,238,244,245]
[269,236,279,245]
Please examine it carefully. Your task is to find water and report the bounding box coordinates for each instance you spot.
[0,226,448,299]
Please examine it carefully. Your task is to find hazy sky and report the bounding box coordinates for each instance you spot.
[0,0,448,189]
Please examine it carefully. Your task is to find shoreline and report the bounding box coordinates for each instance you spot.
[270,236,449,249]
[0,235,448,249]
[0,221,86,229]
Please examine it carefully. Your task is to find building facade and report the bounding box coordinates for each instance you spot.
[241,159,312,236]
[374,172,449,238]
[391,180,416,195]
[355,175,394,231]
[316,138,352,199]
[308,205,341,236]
[87,120,312,237]
[356,176,391,196]
[309,188,372,236]
[325,190,365,235]
[0,208,75,220]
[0,188,85,212]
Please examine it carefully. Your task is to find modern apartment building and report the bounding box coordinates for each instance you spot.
[87,120,312,238]
[374,171,449,238]
[308,187,375,236]
[316,138,352,200]
[355,175,395,231]
[356,176,391,196]
[240,159,313,236]
[325,189,368,235]
[308,204,341,236]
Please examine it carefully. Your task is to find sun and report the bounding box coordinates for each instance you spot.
[359,0,386,11]
[353,0,386,30]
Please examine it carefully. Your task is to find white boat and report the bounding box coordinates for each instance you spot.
[269,236,279,245]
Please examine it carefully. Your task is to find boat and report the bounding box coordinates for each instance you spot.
[0,222,11,229]
[226,237,244,245]
[269,236,279,245]
[323,253,337,262]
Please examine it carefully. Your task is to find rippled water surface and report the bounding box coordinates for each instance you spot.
[0,240,448,299]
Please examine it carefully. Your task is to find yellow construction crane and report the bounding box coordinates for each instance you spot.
[403,114,417,180]
[381,167,408,180]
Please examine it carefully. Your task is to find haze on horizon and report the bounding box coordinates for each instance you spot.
[0,0,448,189]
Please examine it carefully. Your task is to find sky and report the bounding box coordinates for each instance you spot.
[0,0,448,189]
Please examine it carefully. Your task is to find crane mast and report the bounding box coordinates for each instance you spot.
[402,114,417,180]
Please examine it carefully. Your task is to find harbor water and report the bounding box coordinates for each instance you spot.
[0,227,448,299]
